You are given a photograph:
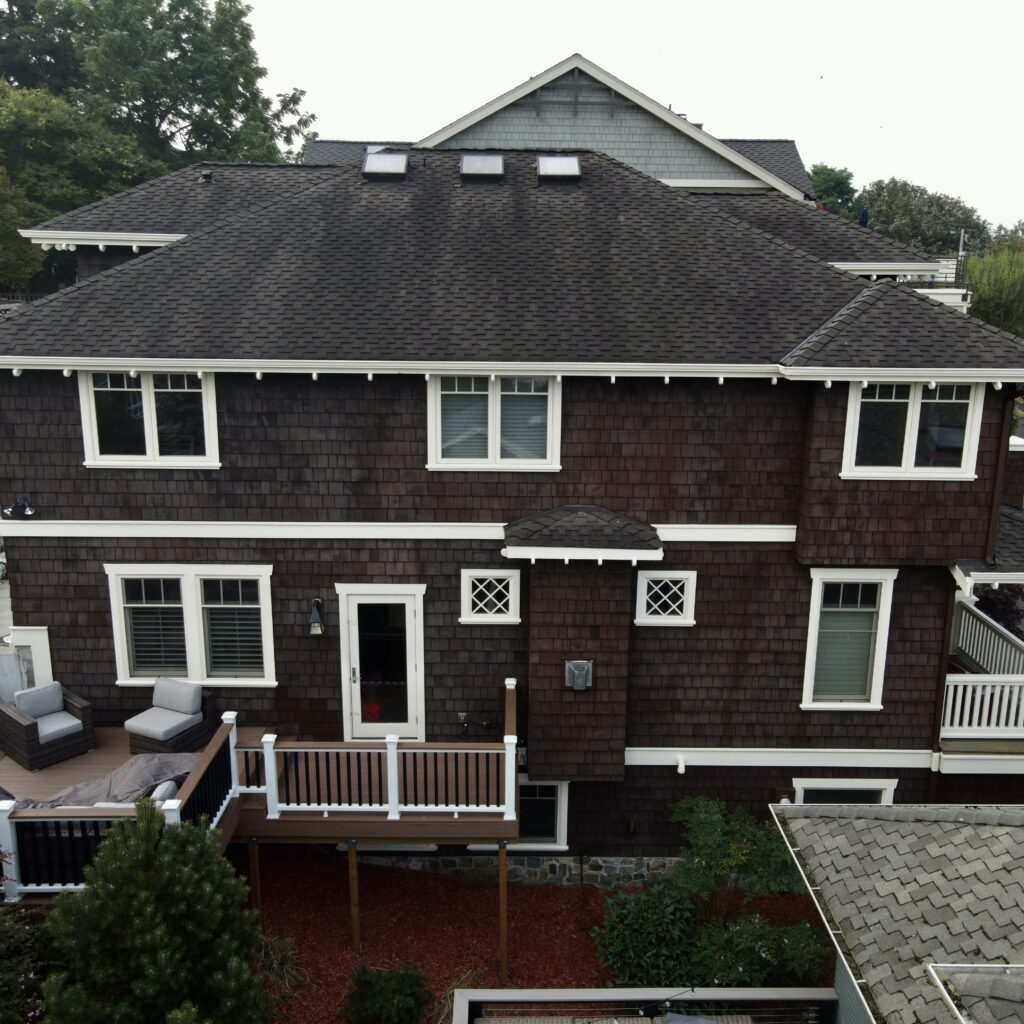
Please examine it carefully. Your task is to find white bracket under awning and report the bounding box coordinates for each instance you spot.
[500,546,664,566]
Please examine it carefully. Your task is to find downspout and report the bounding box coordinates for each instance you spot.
[985,387,1015,565]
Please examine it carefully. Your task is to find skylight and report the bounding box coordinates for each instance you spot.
[537,154,581,178]
[460,154,504,177]
[362,152,408,177]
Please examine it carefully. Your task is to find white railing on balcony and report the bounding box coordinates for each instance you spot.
[942,677,1024,738]
[951,597,1024,676]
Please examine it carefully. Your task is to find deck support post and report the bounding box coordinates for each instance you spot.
[262,733,280,819]
[385,735,400,820]
[498,839,509,983]
[346,839,362,953]
[247,837,261,910]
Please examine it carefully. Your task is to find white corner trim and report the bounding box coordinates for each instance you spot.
[501,545,663,563]
[625,747,934,769]
[792,777,898,804]
[9,626,53,685]
[654,524,796,543]
[19,229,185,248]
[413,54,806,200]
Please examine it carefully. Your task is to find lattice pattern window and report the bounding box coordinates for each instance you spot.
[460,570,521,624]
[634,570,697,627]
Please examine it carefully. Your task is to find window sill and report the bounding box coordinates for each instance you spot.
[425,462,561,473]
[839,469,976,482]
[115,678,278,688]
[84,459,222,470]
[634,618,696,628]
[800,701,883,712]
[458,616,522,625]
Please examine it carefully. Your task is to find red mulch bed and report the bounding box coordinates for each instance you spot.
[245,845,611,1023]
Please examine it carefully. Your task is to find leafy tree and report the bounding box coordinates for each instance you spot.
[42,799,268,1024]
[0,0,84,94]
[0,165,44,289]
[967,250,1024,337]
[809,163,856,219]
[854,177,990,256]
[991,220,1024,255]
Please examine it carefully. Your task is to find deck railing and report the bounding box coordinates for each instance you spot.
[951,597,1024,676]
[0,712,240,900]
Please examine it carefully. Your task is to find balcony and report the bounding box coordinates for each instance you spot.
[942,598,1024,744]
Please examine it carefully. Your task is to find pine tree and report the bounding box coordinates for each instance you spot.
[42,800,268,1024]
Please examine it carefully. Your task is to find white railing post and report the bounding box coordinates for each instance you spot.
[0,800,21,902]
[262,733,280,820]
[503,735,517,821]
[161,799,182,826]
[222,711,239,795]
[385,735,400,820]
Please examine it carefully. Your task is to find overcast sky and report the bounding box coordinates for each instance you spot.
[247,0,1022,226]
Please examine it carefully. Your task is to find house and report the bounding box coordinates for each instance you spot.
[1,62,1024,872]
[773,803,1024,1024]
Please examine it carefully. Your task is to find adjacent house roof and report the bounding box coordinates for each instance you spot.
[504,506,661,551]
[302,141,410,166]
[0,151,1020,374]
[774,804,1024,1024]
[719,140,815,198]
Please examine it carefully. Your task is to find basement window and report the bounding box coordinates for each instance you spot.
[537,154,581,178]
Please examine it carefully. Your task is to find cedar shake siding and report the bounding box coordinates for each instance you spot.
[796,383,1009,565]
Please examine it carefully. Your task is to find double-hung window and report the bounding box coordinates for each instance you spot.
[801,568,898,710]
[79,372,220,468]
[105,564,275,686]
[842,382,982,479]
[427,375,561,470]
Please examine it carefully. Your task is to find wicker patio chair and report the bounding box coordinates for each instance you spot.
[124,678,217,754]
[0,682,95,771]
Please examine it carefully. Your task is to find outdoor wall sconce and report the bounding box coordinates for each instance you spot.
[308,598,325,636]
[2,496,35,520]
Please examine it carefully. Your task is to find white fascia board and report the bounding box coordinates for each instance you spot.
[18,229,184,248]
[655,524,796,543]
[781,367,1024,384]
[625,747,934,769]
[830,261,943,275]
[938,753,1024,774]
[413,54,806,201]
[501,545,663,563]
[955,570,1024,586]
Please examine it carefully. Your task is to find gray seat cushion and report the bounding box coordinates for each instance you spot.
[36,710,84,744]
[149,779,179,801]
[124,706,203,741]
[152,677,202,715]
[14,682,64,720]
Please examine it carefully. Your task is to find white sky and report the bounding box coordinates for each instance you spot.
[247,0,1023,226]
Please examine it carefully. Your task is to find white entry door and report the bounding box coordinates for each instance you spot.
[336,584,426,740]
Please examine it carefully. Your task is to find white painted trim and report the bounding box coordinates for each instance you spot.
[654,524,796,543]
[426,375,562,472]
[959,571,1024,586]
[660,178,770,189]
[937,753,1024,774]
[459,569,521,624]
[9,626,53,684]
[634,570,697,627]
[79,371,220,469]
[783,366,1020,384]
[413,54,806,200]
[841,381,984,481]
[792,777,898,804]
[626,746,934,769]
[501,545,663,563]
[830,261,943,276]
[104,563,275,686]
[1009,436,1024,452]
[335,582,426,741]
[802,568,898,711]
[19,229,184,248]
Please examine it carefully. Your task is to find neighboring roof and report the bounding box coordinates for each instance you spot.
[30,163,345,236]
[302,140,410,166]
[689,192,932,264]
[415,54,807,201]
[993,505,1024,569]
[0,150,1020,372]
[931,965,1024,1024]
[775,804,1024,1024]
[781,279,1024,370]
[504,506,661,550]
[720,140,815,198]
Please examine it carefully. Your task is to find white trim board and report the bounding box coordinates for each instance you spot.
[413,54,807,201]
[501,545,663,563]
[19,229,184,249]
[0,520,799,542]
[831,261,944,276]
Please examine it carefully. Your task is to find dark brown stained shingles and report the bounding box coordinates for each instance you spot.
[505,505,661,550]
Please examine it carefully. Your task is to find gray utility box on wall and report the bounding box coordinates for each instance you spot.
[565,660,593,690]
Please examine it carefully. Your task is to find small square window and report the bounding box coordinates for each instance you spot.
[635,571,697,627]
[459,570,521,624]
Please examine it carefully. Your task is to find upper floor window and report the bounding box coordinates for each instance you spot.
[79,371,220,468]
[841,381,982,480]
[426,375,561,471]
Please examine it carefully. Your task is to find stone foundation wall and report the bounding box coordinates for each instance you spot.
[358,852,682,886]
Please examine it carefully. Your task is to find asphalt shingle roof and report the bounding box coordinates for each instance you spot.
[720,139,816,197]
[504,505,661,550]
[775,805,1024,1024]
[301,140,410,166]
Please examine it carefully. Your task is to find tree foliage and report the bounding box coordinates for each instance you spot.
[0,0,83,95]
[0,164,44,289]
[42,800,268,1024]
[0,902,54,1024]
[991,220,1024,255]
[341,965,433,1024]
[809,163,856,219]
[967,250,1024,337]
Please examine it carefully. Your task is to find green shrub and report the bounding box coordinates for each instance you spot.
[592,878,695,986]
[0,902,53,1024]
[341,965,433,1024]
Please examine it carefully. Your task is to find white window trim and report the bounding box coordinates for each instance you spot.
[801,567,898,711]
[792,777,898,804]
[840,381,983,481]
[425,375,562,472]
[469,776,569,852]
[634,569,697,627]
[459,569,521,624]
[79,371,221,469]
[104,563,276,687]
